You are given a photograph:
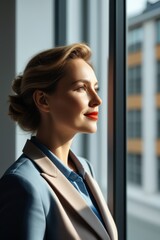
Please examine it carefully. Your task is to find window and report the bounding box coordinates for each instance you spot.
[128,27,143,52]
[158,157,160,191]
[127,2,160,240]
[157,109,160,138]
[127,110,141,138]
[127,153,142,185]
[156,19,160,44]
[127,65,141,95]
[157,61,160,92]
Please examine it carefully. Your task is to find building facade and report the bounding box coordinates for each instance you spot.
[127,1,160,239]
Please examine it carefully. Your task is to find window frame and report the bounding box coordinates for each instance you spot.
[108,0,126,239]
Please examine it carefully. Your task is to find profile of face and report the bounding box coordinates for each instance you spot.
[35,58,102,137]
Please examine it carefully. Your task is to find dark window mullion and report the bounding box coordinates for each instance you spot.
[108,0,126,239]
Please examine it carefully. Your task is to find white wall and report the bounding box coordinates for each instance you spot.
[15,0,54,158]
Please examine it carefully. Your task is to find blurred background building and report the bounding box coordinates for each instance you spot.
[127,1,160,239]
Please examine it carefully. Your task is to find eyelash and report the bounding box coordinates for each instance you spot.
[77,86,86,91]
[95,87,99,92]
[76,86,99,92]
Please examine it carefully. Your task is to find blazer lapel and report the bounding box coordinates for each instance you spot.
[69,150,118,240]
[84,173,118,240]
[23,140,111,240]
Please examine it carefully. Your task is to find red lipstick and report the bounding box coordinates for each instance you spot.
[84,112,98,120]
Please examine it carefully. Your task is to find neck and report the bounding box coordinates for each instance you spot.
[36,128,74,167]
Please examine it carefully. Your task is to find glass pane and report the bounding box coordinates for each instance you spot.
[127,1,160,239]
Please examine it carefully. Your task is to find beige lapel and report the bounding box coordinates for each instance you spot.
[84,173,118,240]
[69,151,118,240]
[23,140,111,240]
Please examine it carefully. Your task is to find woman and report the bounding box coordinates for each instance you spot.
[0,43,117,240]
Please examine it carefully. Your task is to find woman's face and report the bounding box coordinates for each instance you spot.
[46,58,102,136]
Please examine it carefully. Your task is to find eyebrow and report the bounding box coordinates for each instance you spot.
[71,79,98,86]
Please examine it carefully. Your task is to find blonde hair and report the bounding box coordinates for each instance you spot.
[8,43,92,132]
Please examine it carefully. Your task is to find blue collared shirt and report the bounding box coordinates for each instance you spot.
[31,137,104,225]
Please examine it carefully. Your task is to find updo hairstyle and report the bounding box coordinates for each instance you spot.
[8,43,92,132]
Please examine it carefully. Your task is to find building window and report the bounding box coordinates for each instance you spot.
[158,157,160,191]
[127,65,141,95]
[128,27,143,53]
[156,19,160,44]
[157,61,160,92]
[127,110,141,138]
[127,153,142,185]
[157,109,160,138]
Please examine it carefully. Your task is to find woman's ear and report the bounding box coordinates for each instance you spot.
[33,90,50,113]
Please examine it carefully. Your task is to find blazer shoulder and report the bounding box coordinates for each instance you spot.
[0,165,46,240]
[3,154,40,177]
[0,154,54,215]
[0,154,49,200]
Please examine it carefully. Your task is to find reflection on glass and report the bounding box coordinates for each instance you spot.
[127,1,160,240]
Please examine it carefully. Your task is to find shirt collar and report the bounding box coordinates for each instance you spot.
[30,136,81,180]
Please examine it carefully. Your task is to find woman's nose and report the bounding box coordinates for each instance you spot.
[89,92,102,107]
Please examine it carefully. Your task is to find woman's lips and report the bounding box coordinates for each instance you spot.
[84,112,98,120]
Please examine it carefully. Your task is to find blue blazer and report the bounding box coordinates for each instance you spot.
[0,140,117,240]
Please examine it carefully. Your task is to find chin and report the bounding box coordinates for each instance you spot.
[89,129,97,133]
[83,126,97,134]
[75,122,98,134]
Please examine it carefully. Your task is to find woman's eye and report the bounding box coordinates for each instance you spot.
[76,86,86,92]
[95,87,99,92]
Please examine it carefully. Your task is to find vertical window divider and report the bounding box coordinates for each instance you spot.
[108,0,126,239]
[55,0,67,45]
